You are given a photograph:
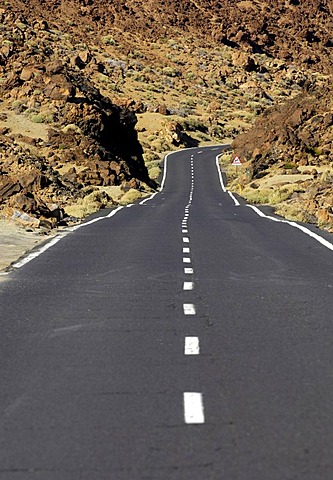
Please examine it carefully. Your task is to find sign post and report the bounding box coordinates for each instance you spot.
[232,156,242,178]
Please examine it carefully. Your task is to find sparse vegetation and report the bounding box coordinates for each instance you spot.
[119,189,143,205]
[147,165,161,180]
[29,113,54,124]
[65,190,112,218]
[0,0,332,232]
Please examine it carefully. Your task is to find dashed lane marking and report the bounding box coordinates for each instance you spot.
[184,337,199,354]
[183,281,194,291]
[183,303,196,315]
[183,237,190,243]
[184,268,194,274]
[184,392,205,424]
[183,247,190,253]
[183,257,191,264]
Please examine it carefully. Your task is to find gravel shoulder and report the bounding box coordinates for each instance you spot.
[0,220,54,273]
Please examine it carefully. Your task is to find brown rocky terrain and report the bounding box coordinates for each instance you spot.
[9,0,333,74]
[0,0,332,235]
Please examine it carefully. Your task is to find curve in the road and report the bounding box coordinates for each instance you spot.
[9,145,333,273]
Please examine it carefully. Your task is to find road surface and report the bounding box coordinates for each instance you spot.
[0,145,333,479]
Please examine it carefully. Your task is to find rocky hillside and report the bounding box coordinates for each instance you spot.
[9,0,332,72]
[0,0,332,230]
[0,3,153,226]
[231,79,333,230]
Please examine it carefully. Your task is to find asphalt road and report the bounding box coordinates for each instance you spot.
[0,145,333,479]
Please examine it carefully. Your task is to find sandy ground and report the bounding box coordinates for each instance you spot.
[0,110,49,141]
[0,219,53,274]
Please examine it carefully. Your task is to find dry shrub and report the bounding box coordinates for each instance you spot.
[119,189,143,205]
[274,203,312,223]
[219,153,232,164]
[66,191,111,218]
[241,184,300,205]
[148,166,161,180]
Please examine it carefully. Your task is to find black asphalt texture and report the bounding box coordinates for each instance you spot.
[0,146,333,479]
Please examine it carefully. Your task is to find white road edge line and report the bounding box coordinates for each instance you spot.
[139,149,173,204]
[184,336,200,355]
[183,281,194,290]
[215,154,240,206]
[12,233,68,269]
[9,149,174,269]
[215,152,333,251]
[12,206,127,269]
[184,392,205,424]
[139,193,156,205]
[183,303,196,315]
[247,205,333,252]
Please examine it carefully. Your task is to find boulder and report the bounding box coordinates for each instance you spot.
[20,67,35,81]
[0,179,21,201]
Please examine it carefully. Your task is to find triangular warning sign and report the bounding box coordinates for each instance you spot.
[232,156,242,166]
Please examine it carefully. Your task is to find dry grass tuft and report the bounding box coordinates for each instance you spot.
[241,184,301,205]
[148,165,162,180]
[65,191,111,218]
[119,189,143,205]
[274,204,312,223]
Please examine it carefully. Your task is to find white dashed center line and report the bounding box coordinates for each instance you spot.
[183,303,196,315]
[179,157,204,425]
[184,336,200,355]
[184,267,194,274]
[184,392,205,424]
[183,281,194,290]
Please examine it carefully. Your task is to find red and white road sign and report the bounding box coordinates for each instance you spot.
[232,156,242,166]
